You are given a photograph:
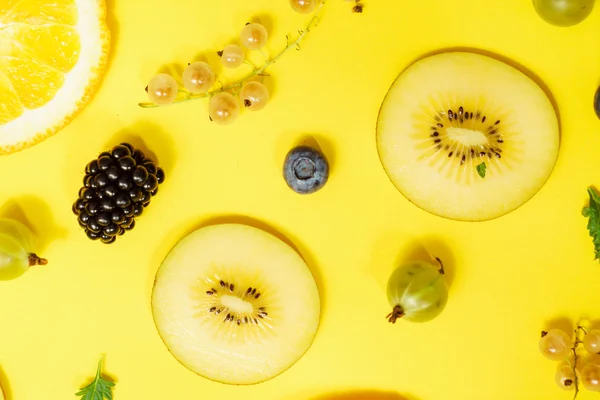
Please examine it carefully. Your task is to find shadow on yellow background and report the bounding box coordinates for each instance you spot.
[0,364,11,400]
[0,196,68,253]
[310,389,414,400]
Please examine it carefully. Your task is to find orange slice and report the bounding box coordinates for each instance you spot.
[0,0,110,154]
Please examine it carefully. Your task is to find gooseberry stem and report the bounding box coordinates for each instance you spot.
[28,253,48,266]
[138,0,326,108]
[386,305,404,324]
[435,257,445,275]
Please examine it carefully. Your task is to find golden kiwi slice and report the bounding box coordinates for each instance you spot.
[151,223,321,385]
[376,51,559,221]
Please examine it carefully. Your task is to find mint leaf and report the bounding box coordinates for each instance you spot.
[582,186,600,262]
[476,162,486,178]
[76,357,115,400]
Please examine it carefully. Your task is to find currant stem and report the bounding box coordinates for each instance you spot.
[571,325,588,400]
[138,0,326,108]
[435,257,445,275]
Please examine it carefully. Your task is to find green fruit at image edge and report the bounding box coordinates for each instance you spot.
[0,218,47,281]
[386,258,448,323]
[533,0,596,27]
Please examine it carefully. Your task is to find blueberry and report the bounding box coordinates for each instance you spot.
[595,86,600,119]
[283,146,329,194]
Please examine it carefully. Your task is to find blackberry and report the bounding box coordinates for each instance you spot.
[73,142,166,244]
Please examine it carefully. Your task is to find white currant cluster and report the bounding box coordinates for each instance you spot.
[139,0,326,126]
[539,324,600,398]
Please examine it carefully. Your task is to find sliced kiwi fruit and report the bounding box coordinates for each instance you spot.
[151,223,321,385]
[376,51,559,221]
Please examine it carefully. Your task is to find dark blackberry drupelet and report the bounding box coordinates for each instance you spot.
[73,142,166,244]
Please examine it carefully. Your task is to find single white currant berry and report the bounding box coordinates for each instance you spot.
[182,62,215,93]
[147,73,179,105]
[539,329,571,361]
[239,81,270,111]
[582,363,600,392]
[208,92,241,125]
[290,0,317,14]
[584,329,600,354]
[219,44,245,69]
[555,364,577,391]
[240,23,268,51]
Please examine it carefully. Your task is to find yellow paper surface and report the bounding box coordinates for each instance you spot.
[0,0,599,399]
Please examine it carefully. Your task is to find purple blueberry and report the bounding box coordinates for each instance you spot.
[283,145,329,194]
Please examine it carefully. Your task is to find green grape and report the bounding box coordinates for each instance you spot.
[385,258,448,323]
[533,0,596,27]
[0,218,47,281]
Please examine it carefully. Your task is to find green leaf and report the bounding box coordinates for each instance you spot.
[76,356,115,400]
[476,162,486,178]
[582,186,600,262]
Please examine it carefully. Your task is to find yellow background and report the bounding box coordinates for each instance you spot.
[1,0,600,399]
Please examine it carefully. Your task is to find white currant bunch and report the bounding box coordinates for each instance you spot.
[539,322,600,398]
[140,0,326,126]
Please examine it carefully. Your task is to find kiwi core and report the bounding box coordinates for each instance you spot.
[220,294,254,314]
[446,127,488,147]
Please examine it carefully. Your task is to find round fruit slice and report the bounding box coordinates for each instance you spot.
[0,0,110,155]
[151,223,321,385]
[376,51,559,221]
